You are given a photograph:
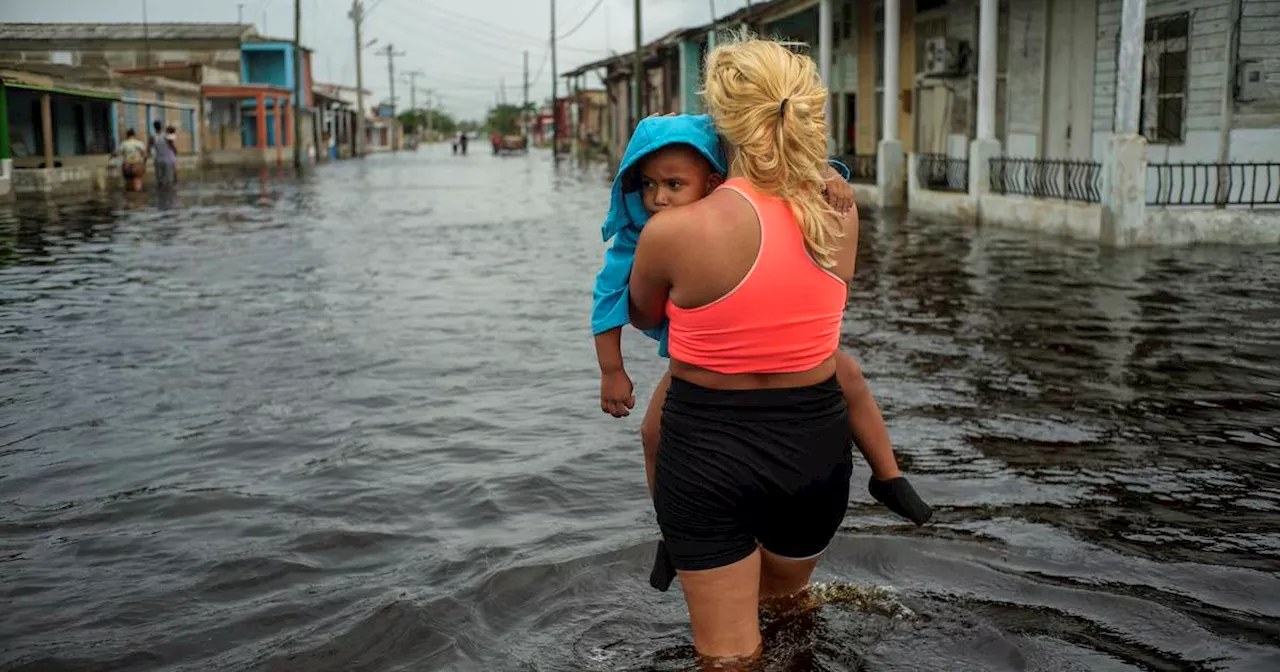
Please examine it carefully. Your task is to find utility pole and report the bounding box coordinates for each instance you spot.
[142,0,151,67]
[500,77,506,105]
[403,69,423,137]
[378,43,406,117]
[632,0,642,126]
[349,0,366,156]
[523,50,530,140]
[425,89,434,135]
[551,0,558,155]
[238,3,245,23]
[293,0,303,169]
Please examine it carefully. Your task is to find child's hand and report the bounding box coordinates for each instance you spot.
[823,174,855,213]
[600,369,636,417]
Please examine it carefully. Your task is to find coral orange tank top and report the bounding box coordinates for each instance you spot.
[665,177,848,375]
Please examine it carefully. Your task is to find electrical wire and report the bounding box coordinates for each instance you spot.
[556,0,606,41]
[395,0,605,54]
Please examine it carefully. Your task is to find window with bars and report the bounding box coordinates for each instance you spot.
[1140,13,1189,144]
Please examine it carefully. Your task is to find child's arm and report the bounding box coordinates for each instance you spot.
[594,327,635,417]
[592,225,643,417]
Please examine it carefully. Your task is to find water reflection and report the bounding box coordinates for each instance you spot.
[1,146,1278,671]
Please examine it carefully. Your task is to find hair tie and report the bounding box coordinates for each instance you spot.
[779,98,789,119]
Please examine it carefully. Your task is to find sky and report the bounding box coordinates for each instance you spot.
[2,0,758,121]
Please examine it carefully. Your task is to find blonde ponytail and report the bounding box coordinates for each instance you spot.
[701,33,842,267]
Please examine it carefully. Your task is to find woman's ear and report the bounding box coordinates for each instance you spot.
[706,173,725,193]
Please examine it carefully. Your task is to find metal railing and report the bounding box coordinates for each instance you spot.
[989,157,1103,203]
[833,153,877,184]
[1147,162,1280,207]
[916,153,968,193]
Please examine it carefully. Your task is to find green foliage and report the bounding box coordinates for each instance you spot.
[485,103,534,135]
[396,107,458,134]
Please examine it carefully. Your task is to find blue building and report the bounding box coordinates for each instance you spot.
[239,40,313,149]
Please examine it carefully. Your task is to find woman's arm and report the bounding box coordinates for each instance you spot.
[628,212,679,331]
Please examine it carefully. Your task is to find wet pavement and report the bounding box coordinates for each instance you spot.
[2,145,1279,671]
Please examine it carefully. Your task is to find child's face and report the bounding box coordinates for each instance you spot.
[638,146,723,214]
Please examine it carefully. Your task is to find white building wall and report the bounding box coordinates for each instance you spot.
[1005,0,1048,158]
[1091,0,1280,163]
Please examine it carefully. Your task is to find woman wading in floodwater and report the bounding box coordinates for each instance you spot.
[628,34,928,664]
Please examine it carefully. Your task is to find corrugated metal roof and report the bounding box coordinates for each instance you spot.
[0,23,257,42]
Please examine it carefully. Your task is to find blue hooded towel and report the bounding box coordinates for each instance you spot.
[590,114,728,358]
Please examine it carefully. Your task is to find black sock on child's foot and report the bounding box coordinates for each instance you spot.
[869,476,933,525]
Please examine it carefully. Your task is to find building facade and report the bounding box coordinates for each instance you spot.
[563,0,1280,246]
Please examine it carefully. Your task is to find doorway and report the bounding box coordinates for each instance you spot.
[1042,0,1097,159]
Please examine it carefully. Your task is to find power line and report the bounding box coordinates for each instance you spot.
[529,46,550,88]
[557,0,606,41]
[369,4,541,69]
[389,0,605,54]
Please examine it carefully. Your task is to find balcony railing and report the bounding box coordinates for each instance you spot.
[1147,162,1280,207]
[833,153,877,184]
[916,153,968,193]
[990,157,1103,203]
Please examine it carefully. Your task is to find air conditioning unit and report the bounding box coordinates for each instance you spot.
[922,37,966,76]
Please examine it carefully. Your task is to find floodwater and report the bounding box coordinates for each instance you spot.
[2,145,1279,672]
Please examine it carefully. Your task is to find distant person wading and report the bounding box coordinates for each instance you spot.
[150,120,177,188]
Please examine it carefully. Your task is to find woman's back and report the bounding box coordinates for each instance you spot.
[665,177,850,377]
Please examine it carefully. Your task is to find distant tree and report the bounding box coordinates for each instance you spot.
[397,107,457,134]
[485,103,535,135]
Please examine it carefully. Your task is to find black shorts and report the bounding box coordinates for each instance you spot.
[653,375,854,571]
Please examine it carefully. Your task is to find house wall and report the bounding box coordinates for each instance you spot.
[1090,0,1280,163]
[5,89,113,162]
[115,85,199,153]
[0,40,242,72]
[1005,0,1048,158]
[243,50,290,90]
[853,0,919,154]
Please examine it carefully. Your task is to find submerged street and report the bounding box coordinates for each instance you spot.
[2,145,1279,671]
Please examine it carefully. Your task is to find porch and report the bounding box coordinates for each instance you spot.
[1,69,120,196]
[202,84,293,167]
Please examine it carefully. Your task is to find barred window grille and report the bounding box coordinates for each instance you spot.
[1140,13,1189,144]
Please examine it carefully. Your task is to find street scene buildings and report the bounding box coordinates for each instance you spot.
[559,0,1280,247]
[0,22,396,198]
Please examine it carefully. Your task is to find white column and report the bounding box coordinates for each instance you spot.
[969,0,1002,196]
[877,0,905,206]
[976,0,998,140]
[819,0,834,153]
[1105,0,1150,246]
[1114,0,1146,135]
[882,0,900,142]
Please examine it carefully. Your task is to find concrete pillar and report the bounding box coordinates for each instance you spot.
[0,82,10,198]
[40,93,54,170]
[1104,0,1149,247]
[109,102,121,152]
[255,94,267,150]
[882,0,900,143]
[975,0,998,141]
[877,0,906,207]
[969,0,1002,196]
[284,103,294,149]
[1114,0,1146,136]
[819,0,835,154]
[273,98,283,165]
